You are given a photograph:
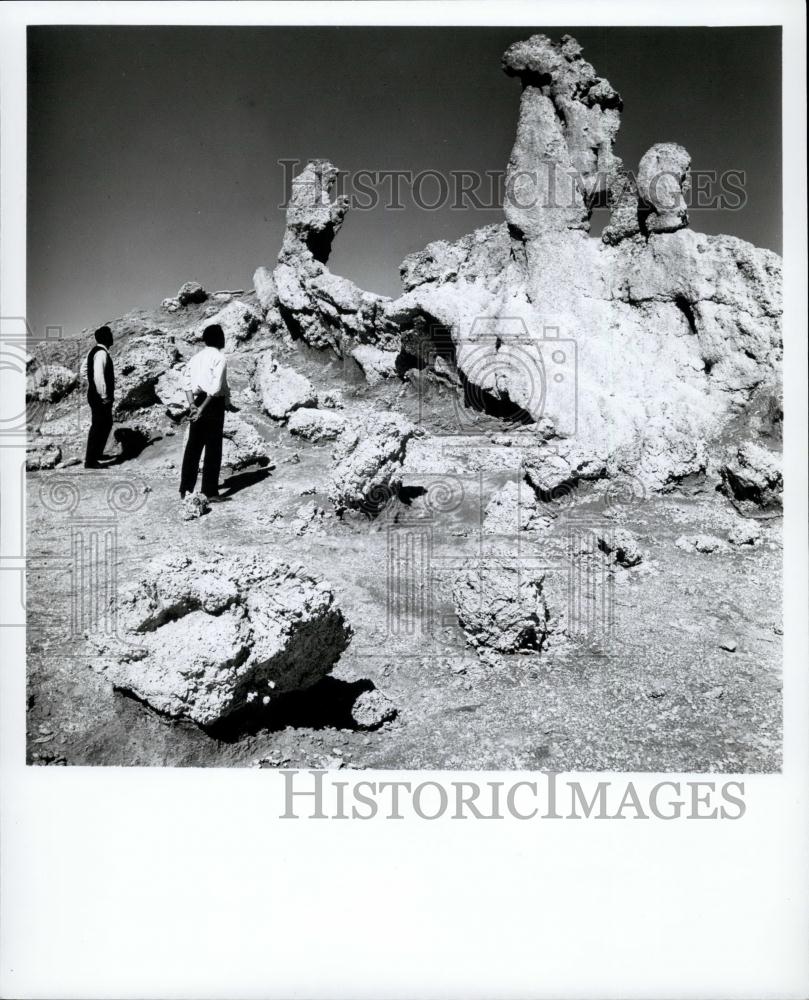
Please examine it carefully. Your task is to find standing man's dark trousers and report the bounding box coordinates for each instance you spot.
[180,395,226,497]
[84,399,113,467]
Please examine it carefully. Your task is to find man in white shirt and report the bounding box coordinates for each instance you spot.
[84,325,115,469]
[179,323,231,500]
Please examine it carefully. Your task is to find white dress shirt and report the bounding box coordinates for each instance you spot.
[184,346,230,400]
[91,346,111,401]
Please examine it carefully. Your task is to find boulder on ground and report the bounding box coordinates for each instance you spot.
[89,550,352,726]
[328,412,417,514]
[351,689,397,729]
[727,518,763,547]
[482,480,553,534]
[115,334,181,416]
[675,534,728,554]
[177,281,208,306]
[181,492,210,521]
[26,441,61,471]
[720,441,783,511]
[26,363,78,404]
[252,352,317,420]
[351,345,400,384]
[596,526,644,567]
[523,444,606,496]
[290,501,326,536]
[222,412,272,471]
[287,407,347,442]
[452,560,558,654]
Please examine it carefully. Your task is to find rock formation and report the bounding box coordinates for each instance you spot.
[252,351,318,420]
[719,440,783,512]
[114,333,181,417]
[221,412,273,472]
[191,299,262,351]
[636,142,691,233]
[89,550,352,726]
[501,32,622,236]
[452,561,559,654]
[259,32,781,500]
[351,689,397,729]
[26,363,78,404]
[482,480,553,534]
[267,160,400,353]
[328,411,417,514]
[287,407,347,442]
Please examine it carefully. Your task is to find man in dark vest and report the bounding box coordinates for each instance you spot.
[84,325,115,469]
[179,323,230,500]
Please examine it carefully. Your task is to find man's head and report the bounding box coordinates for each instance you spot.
[94,325,113,349]
[202,324,225,350]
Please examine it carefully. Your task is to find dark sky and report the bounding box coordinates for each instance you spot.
[27,26,782,339]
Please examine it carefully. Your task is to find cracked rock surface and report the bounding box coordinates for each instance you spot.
[89,550,352,726]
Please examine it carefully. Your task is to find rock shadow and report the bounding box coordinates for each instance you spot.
[204,675,376,742]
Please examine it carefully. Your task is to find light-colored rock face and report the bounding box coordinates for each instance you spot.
[222,412,272,471]
[264,29,778,496]
[502,33,622,236]
[89,550,352,726]
[482,480,553,534]
[720,440,783,511]
[252,351,317,420]
[192,300,262,351]
[271,159,401,353]
[350,344,400,384]
[452,561,558,654]
[387,204,780,493]
[155,366,188,421]
[287,407,347,442]
[26,363,78,404]
[290,501,325,536]
[253,266,277,313]
[637,142,691,233]
[328,411,418,514]
[115,334,181,416]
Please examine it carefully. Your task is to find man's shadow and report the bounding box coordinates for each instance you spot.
[220,466,272,498]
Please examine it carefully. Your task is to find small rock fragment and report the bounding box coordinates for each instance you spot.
[351,689,397,730]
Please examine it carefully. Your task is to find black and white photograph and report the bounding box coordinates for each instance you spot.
[1,2,807,997]
[22,21,785,770]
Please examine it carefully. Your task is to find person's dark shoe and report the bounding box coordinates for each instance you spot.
[84,462,105,469]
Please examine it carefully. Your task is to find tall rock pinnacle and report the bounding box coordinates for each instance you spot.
[502,33,623,238]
